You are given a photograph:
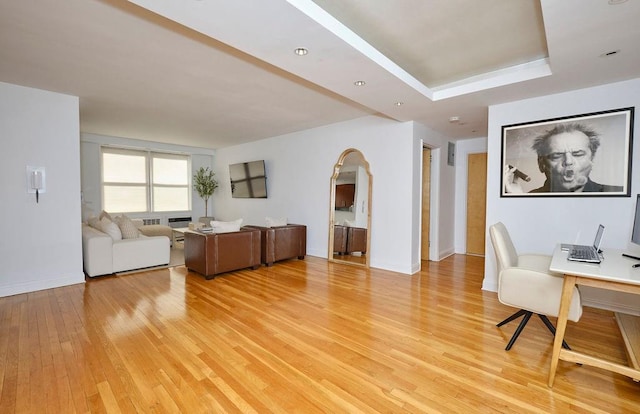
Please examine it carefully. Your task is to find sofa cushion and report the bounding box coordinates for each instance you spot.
[211,218,243,233]
[88,216,101,229]
[265,216,287,227]
[138,224,172,240]
[112,236,170,273]
[100,216,122,241]
[115,215,140,239]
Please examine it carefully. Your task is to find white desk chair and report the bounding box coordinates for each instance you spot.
[489,222,582,350]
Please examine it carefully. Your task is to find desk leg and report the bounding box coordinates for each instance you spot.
[548,274,577,387]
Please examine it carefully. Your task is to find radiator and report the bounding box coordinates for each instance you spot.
[141,217,161,225]
[168,216,192,228]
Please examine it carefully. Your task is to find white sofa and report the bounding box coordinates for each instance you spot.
[82,224,170,277]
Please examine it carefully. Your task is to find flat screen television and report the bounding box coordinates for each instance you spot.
[229,160,267,198]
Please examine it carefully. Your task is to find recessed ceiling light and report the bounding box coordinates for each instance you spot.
[449,116,460,123]
[354,80,366,86]
[600,49,621,57]
[294,47,308,56]
[394,102,403,106]
[608,0,628,5]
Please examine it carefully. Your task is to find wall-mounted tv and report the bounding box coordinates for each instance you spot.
[229,160,267,198]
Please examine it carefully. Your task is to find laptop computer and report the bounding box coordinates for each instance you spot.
[561,224,605,251]
[567,224,605,263]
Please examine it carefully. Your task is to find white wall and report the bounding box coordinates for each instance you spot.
[0,82,84,297]
[80,133,215,224]
[410,129,424,271]
[485,78,640,314]
[416,123,457,261]
[212,116,456,274]
[213,116,426,273]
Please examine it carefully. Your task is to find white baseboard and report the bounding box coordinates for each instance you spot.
[0,274,85,298]
[437,248,455,261]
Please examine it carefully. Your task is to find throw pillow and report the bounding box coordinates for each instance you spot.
[131,218,144,229]
[210,218,243,233]
[100,216,122,241]
[88,216,101,229]
[265,216,287,227]
[99,210,113,221]
[115,215,139,239]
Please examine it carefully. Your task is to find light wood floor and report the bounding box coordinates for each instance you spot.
[0,255,638,413]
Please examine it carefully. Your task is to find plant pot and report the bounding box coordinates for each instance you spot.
[199,216,215,225]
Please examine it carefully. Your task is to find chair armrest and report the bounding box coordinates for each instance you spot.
[518,254,555,273]
[500,267,582,322]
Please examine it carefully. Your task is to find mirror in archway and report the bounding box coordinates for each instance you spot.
[328,148,372,267]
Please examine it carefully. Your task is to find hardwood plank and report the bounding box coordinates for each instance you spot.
[0,255,638,413]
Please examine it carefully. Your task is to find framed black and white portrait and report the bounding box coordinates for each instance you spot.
[501,107,634,197]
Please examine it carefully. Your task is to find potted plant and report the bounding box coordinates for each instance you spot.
[193,166,219,223]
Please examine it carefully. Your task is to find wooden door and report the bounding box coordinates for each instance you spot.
[421,148,431,261]
[466,153,487,255]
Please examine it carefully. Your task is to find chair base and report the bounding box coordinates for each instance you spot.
[497,309,571,351]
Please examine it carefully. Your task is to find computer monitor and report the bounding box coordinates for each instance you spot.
[632,194,640,246]
[623,194,640,260]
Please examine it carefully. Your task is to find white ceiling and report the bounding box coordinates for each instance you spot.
[0,0,638,149]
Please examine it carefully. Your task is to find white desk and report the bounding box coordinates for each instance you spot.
[548,246,640,387]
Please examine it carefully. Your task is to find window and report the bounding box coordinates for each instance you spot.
[152,153,190,212]
[102,147,190,213]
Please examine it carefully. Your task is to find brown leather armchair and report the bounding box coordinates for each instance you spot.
[184,228,261,279]
[333,225,348,255]
[245,224,306,266]
[346,226,367,254]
